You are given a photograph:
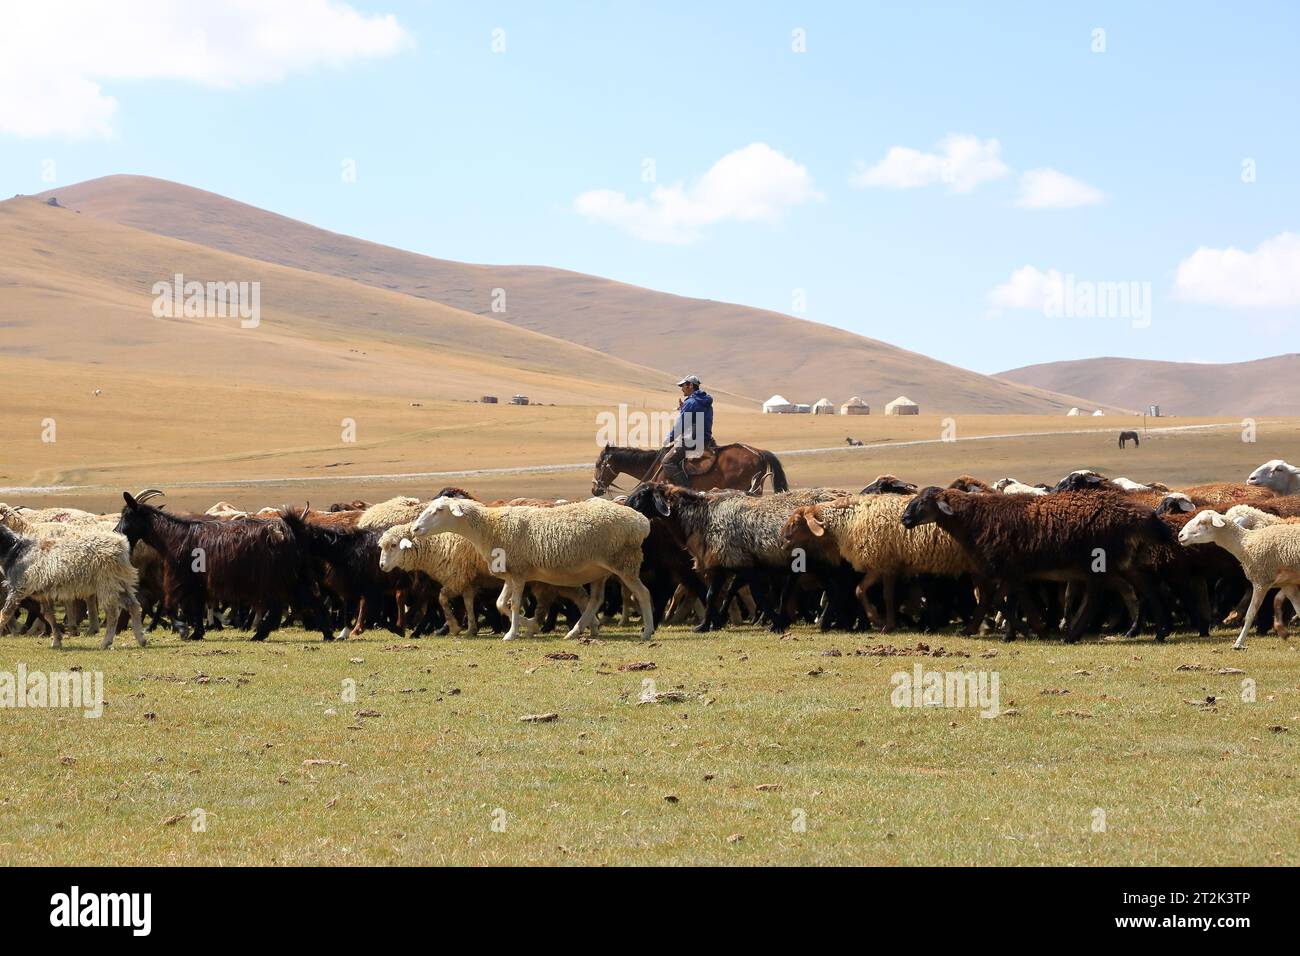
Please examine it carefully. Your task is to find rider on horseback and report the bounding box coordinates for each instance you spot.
[661,374,715,486]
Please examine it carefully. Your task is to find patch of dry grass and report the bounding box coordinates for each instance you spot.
[2,623,1296,865]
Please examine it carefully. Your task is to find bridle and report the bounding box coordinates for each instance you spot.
[593,447,669,496]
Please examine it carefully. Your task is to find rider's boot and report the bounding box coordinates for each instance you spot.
[660,460,690,487]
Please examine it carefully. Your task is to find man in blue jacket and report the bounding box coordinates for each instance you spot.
[661,374,714,486]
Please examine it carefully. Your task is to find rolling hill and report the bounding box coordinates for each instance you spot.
[30,174,1126,415]
[997,355,1300,417]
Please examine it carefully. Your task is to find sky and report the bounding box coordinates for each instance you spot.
[1,0,1297,374]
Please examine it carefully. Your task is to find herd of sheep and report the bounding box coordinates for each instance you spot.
[2,458,1300,652]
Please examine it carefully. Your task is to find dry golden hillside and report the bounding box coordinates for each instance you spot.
[34,175,1127,415]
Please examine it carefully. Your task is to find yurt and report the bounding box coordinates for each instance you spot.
[794,403,812,414]
[763,394,795,414]
[884,395,919,416]
[1092,409,1105,417]
[1066,407,1082,416]
[840,396,870,415]
[812,398,835,415]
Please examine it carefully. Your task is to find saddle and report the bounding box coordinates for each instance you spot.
[682,441,728,476]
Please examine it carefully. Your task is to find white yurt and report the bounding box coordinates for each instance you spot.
[763,394,796,414]
[812,398,835,415]
[840,396,870,415]
[794,403,812,414]
[885,395,920,416]
[1066,407,1082,416]
[1092,409,1105,417]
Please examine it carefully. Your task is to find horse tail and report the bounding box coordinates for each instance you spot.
[760,451,789,492]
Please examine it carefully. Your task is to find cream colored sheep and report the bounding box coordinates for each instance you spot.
[784,494,977,632]
[377,522,498,636]
[0,523,145,649]
[1178,510,1300,649]
[992,478,1047,495]
[412,496,653,641]
[357,496,428,530]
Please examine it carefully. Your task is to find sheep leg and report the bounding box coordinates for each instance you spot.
[347,595,367,639]
[121,587,147,647]
[1125,570,1170,641]
[437,588,461,636]
[881,573,899,633]
[1064,579,1098,643]
[37,598,65,647]
[100,598,121,650]
[855,570,883,629]
[1274,586,1300,639]
[613,566,656,641]
[2,592,28,641]
[502,577,525,640]
[292,580,333,642]
[565,580,605,639]
[1233,585,1266,650]
[1003,589,1021,642]
[693,572,724,633]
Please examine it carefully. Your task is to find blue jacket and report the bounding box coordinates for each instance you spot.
[667,390,714,449]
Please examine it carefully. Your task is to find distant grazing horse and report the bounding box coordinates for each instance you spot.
[591,442,789,496]
[1119,430,1140,449]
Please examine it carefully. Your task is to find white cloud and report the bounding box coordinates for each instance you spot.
[0,0,411,139]
[1015,168,1105,209]
[988,265,1064,312]
[850,134,1010,194]
[574,143,822,244]
[1173,232,1300,308]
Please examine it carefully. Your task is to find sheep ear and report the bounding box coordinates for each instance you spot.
[654,493,671,517]
[1211,513,1226,527]
[1233,516,1250,529]
[1087,474,1103,484]
[399,537,414,550]
[449,501,464,517]
[805,513,825,537]
[937,499,954,515]
[123,492,137,508]
[1178,499,1194,512]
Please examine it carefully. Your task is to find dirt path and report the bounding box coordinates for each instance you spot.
[0,422,1243,496]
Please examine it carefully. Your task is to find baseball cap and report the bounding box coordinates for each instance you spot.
[675,375,701,386]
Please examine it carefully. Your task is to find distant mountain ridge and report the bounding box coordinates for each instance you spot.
[30,174,1128,415]
[997,354,1300,416]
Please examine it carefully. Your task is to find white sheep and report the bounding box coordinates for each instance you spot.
[357,496,428,530]
[1247,459,1300,495]
[992,477,1048,496]
[0,523,145,649]
[412,496,653,641]
[377,522,498,636]
[1178,510,1300,649]
[0,504,99,525]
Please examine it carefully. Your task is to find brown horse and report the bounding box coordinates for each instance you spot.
[591,443,789,497]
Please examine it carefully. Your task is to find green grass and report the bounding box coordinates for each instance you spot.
[1,622,1298,865]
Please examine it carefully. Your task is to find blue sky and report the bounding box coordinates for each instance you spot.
[2,0,1297,373]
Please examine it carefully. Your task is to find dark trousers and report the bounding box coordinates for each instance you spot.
[661,445,689,486]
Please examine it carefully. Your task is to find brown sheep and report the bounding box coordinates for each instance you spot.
[901,487,1173,642]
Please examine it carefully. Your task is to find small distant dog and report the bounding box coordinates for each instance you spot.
[846,437,864,447]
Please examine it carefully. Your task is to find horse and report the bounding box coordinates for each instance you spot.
[591,442,789,497]
[1118,430,1140,449]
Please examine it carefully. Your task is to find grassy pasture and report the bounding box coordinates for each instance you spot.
[2,623,1297,866]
